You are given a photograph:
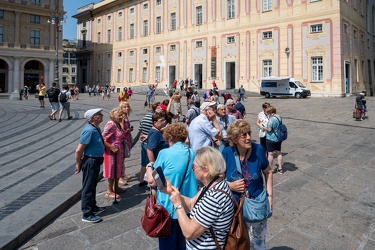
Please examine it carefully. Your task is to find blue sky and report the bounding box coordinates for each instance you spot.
[63,1,100,40]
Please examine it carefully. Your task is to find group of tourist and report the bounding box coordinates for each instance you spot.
[74,82,287,250]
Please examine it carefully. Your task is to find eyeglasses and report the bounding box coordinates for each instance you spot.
[227,104,234,106]
[240,131,251,138]
[157,118,166,123]
[192,161,205,172]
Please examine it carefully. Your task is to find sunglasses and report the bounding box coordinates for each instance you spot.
[240,132,251,138]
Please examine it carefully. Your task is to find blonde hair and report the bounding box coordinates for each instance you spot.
[265,105,276,114]
[227,119,252,146]
[109,108,122,121]
[118,101,132,114]
[195,147,226,177]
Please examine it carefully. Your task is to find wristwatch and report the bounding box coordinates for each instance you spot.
[175,204,183,210]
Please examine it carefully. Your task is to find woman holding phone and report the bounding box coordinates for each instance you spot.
[147,123,198,250]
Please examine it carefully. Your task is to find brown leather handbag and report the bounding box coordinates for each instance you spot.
[210,193,251,250]
[141,194,171,237]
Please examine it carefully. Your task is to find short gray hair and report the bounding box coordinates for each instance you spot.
[195,147,226,177]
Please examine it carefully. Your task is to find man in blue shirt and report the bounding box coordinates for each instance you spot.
[74,108,106,223]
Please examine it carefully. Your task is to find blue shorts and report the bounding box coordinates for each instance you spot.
[141,142,149,166]
[51,102,59,111]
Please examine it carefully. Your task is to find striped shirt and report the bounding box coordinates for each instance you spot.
[187,179,234,250]
[139,111,154,136]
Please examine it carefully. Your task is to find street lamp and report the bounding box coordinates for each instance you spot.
[48,12,67,84]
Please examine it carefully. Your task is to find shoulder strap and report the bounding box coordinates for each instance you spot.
[275,116,282,124]
[233,147,242,175]
[193,107,199,116]
[178,149,191,191]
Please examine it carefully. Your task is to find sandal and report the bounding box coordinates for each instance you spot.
[48,115,53,121]
[105,192,121,199]
[119,179,128,186]
[116,188,127,193]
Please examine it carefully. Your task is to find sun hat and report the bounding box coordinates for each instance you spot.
[84,108,103,121]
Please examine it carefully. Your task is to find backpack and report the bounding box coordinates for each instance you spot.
[203,91,207,99]
[59,91,68,103]
[275,117,288,141]
[47,87,55,98]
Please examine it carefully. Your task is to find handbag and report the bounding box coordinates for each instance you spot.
[210,192,250,250]
[123,141,131,158]
[259,129,266,138]
[141,149,191,238]
[242,189,272,222]
[234,148,272,223]
[353,108,361,119]
[141,194,171,237]
[144,100,148,107]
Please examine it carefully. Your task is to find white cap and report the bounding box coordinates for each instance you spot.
[200,101,216,112]
[226,99,235,106]
[84,108,103,121]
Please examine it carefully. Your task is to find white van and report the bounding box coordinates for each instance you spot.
[260,77,311,98]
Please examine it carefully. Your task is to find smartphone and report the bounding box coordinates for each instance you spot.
[152,166,166,190]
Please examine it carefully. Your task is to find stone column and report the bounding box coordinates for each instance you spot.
[15,12,20,45]
[13,58,20,92]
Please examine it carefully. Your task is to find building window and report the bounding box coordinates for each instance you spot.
[129,50,134,56]
[156,16,161,34]
[98,32,101,43]
[106,69,111,82]
[63,68,69,73]
[353,29,357,39]
[156,66,161,82]
[263,0,272,12]
[82,33,86,47]
[72,68,76,73]
[62,77,67,83]
[228,0,235,19]
[227,36,235,44]
[118,12,123,17]
[63,52,68,58]
[130,24,135,39]
[142,67,147,83]
[97,55,101,60]
[171,13,176,30]
[108,16,111,21]
[170,44,176,51]
[263,31,272,39]
[156,0,161,5]
[0,26,4,42]
[144,20,149,36]
[63,59,68,64]
[70,59,77,64]
[98,18,101,23]
[31,0,40,5]
[30,15,40,24]
[143,48,148,54]
[312,56,323,81]
[118,27,122,41]
[343,24,348,33]
[30,30,40,45]
[118,52,122,57]
[72,77,76,83]
[0,10,4,19]
[310,24,323,33]
[196,41,203,48]
[130,8,134,14]
[263,60,272,77]
[196,6,202,26]
[144,3,148,9]
[156,46,161,53]
[129,68,134,83]
[107,54,111,58]
[70,53,76,58]
[97,70,101,82]
[117,69,121,82]
[107,29,111,43]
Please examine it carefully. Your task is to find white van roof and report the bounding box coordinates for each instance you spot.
[261,76,290,81]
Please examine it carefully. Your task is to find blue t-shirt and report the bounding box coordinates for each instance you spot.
[266,116,281,142]
[146,89,155,99]
[223,144,269,200]
[147,128,169,159]
[154,142,198,219]
[80,123,105,157]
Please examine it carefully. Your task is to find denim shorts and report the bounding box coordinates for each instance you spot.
[51,102,59,111]
[141,142,149,166]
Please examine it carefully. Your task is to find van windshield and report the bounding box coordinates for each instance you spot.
[294,81,306,88]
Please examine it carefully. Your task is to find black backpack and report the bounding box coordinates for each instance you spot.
[59,91,68,103]
[275,117,288,141]
[47,87,55,98]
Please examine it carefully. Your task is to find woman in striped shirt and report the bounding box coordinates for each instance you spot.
[167,147,234,249]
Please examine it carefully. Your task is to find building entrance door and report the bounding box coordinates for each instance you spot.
[225,62,236,89]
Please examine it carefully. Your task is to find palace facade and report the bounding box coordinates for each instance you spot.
[73,0,375,96]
